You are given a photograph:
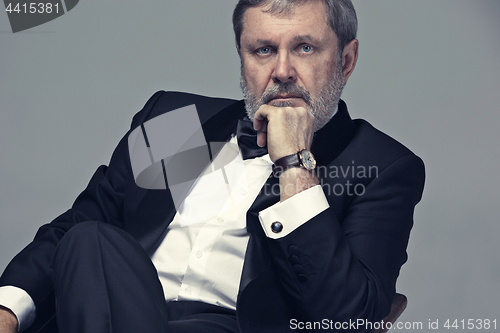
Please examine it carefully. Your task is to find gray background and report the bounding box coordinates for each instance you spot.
[1,0,499,329]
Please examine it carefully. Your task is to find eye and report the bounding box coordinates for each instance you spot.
[300,45,314,53]
[257,47,272,55]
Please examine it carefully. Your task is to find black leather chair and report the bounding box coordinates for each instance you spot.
[374,293,407,333]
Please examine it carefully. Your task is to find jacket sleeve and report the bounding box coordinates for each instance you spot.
[265,153,425,329]
[0,91,165,308]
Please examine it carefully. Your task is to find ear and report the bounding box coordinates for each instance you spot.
[341,39,359,83]
[236,44,241,57]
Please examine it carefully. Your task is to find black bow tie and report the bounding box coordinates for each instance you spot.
[236,118,268,160]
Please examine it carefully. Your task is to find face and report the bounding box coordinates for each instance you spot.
[238,1,346,131]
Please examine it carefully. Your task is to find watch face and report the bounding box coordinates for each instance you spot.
[300,150,316,170]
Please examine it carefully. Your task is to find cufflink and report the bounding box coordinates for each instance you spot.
[271,221,283,233]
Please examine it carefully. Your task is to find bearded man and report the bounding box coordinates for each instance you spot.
[0,0,425,332]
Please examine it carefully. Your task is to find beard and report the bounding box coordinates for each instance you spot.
[240,55,345,132]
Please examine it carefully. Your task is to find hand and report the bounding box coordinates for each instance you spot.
[253,105,315,162]
[253,104,319,201]
[0,306,18,333]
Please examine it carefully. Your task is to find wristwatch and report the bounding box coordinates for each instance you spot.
[272,149,316,177]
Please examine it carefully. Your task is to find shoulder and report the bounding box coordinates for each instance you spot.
[130,91,239,130]
[354,119,416,156]
[345,118,424,174]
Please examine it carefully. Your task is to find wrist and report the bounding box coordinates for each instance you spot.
[272,149,316,177]
[0,306,18,332]
[279,166,319,202]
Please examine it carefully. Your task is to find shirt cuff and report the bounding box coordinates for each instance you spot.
[0,286,36,332]
[258,185,329,239]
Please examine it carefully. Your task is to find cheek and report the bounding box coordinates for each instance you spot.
[298,66,321,93]
[301,61,333,94]
[243,59,272,92]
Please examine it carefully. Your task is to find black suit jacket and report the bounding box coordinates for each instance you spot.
[1,91,425,332]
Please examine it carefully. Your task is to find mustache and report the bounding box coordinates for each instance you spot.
[261,83,312,105]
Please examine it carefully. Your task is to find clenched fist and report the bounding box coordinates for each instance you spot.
[253,104,319,201]
[253,104,315,163]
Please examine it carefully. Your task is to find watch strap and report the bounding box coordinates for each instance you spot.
[272,152,301,177]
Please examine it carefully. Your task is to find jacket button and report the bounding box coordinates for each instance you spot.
[271,221,283,233]
[292,265,303,274]
[298,274,308,283]
[288,245,299,255]
[289,255,300,265]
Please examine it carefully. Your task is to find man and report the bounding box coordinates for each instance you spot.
[0,0,425,332]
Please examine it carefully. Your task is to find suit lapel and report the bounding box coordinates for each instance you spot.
[311,100,356,166]
[201,99,246,142]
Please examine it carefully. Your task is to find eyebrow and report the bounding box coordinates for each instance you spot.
[255,38,274,46]
[254,35,320,46]
[293,35,319,43]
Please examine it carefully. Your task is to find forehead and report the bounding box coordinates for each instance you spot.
[241,1,334,44]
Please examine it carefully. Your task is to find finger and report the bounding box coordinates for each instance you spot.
[257,130,267,147]
[257,121,267,147]
[259,120,268,134]
[254,117,264,131]
[253,106,270,131]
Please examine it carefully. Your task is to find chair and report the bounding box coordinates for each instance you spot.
[24,293,407,333]
[374,293,408,333]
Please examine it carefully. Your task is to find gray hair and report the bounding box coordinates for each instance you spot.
[233,0,358,51]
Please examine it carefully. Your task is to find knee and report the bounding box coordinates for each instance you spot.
[53,221,101,260]
[63,220,125,242]
[50,221,102,282]
[60,221,100,246]
[51,221,127,275]
[56,221,137,258]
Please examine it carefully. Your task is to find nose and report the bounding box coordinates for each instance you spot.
[272,52,296,84]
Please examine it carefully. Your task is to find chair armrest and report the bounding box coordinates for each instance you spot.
[373,293,407,333]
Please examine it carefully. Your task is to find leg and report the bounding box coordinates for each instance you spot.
[50,221,241,333]
[50,221,169,333]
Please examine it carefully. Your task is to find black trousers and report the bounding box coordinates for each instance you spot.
[49,221,240,333]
